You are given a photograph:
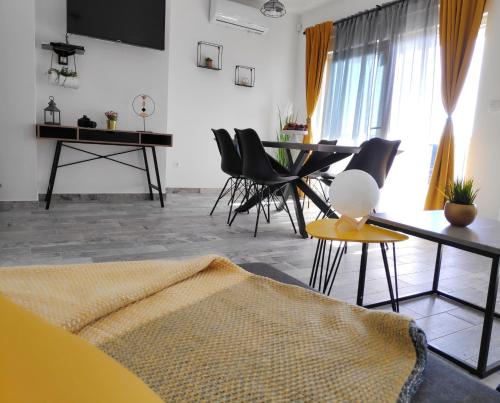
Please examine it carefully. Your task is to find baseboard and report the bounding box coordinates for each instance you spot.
[0,189,221,209]
[167,188,220,194]
[37,193,167,202]
[0,201,40,211]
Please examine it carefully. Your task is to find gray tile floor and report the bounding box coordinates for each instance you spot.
[1,193,500,389]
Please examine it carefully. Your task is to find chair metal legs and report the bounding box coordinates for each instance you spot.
[229,182,296,238]
[211,176,249,224]
[210,176,232,216]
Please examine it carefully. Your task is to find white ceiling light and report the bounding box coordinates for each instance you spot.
[260,0,286,18]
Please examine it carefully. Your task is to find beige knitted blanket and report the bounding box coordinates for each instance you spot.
[0,256,426,402]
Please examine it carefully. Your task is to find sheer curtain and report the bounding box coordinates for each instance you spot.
[321,1,411,144]
[318,0,441,211]
[382,0,441,211]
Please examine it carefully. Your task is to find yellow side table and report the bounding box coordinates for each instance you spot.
[306,219,409,312]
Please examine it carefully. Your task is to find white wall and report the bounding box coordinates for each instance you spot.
[0,0,300,198]
[35,0,171,195]
[166,0,299,188]
[467,0,500,220]
[0,0,38,201]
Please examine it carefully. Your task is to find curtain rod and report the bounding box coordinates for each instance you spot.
[302,0,406,35]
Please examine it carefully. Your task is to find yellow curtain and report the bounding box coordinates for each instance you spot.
[304,21,333,144]
[424,0,486,210]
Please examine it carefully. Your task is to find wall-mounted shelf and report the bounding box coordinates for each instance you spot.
[197,65,222,71]
[235,65,255,87]
[42,42,85,65]
[197,41,223,70]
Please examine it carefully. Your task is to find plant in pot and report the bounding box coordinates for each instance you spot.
[105,111,118,130]
[205,57,213,69]
[443,178,479,227]
[47,67,79,89]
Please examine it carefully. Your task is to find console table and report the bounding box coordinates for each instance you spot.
[36,124,173,209]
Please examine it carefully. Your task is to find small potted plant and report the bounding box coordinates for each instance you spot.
[47,67,79,89]
[443,178,479,227]
[205,57,213,69]
[105,111,118,130]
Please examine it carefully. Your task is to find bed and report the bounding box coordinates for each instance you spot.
[0,257,498,402]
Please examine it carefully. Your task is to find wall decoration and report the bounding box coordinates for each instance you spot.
[235,65,255,87]
[42,35,84,90]
[44,96,61,126]
[132,94,156,132]
[197,42,223,70]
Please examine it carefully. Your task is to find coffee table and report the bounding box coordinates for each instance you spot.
[369,211,500,378]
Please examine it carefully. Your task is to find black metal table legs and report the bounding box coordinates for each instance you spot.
[45,141,63,210]
[44,142,165,209]
[351,236,500,378]
[309,240,400,313]
[142,147,154,201]
[477,256,500,376]
[150,146,164,208]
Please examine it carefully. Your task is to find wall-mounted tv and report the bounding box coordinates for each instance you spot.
[67,0,166,50]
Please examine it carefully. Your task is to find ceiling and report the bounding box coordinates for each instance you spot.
[230,0,333,14]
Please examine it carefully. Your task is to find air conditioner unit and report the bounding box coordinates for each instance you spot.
[209,0,269,35]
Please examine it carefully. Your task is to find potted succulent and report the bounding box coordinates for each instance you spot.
[105,111,118,130]
[443,178,479,227]
[205,57,213,69]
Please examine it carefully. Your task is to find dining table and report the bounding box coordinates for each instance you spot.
[235,141,361,238]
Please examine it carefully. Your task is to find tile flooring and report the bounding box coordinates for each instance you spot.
[1,193,500,388]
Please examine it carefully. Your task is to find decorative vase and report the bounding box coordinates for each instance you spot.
[107,120,117,130]
[444,202,477,227]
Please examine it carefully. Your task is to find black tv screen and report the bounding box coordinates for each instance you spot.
[67,0,165,50]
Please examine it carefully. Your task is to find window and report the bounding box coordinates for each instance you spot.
[314,2,487,212]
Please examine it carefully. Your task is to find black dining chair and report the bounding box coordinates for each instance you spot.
[231,128,298,237]
[344,138,401,188]
[320,138,401,221]
[210,129,249,224]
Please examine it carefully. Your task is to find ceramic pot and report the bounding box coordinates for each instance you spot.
[444,202,477,227]
[48,70,59,86]
[107,120,117,130]
[59,76,79,89]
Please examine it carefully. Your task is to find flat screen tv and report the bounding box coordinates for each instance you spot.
[67,0,166,50]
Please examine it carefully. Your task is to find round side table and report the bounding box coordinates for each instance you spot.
[306,219,409,312]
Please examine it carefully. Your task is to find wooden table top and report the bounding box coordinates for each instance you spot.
[261,141,361,154]
[370,211,500,256]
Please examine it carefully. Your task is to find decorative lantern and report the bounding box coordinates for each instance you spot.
[44,96,61,125]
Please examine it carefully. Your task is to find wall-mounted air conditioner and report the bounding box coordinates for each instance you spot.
[209,0,269,35]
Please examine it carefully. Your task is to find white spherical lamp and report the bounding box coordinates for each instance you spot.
[329,170,380,230]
